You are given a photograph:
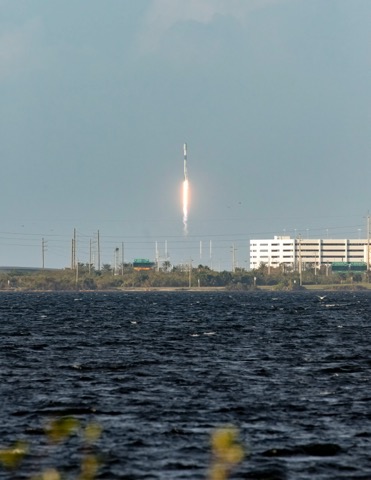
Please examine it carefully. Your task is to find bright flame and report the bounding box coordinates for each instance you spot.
[182,179,189,235]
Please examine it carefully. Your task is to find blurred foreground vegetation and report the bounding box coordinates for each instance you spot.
[0,262,370,291]
[0,417,102,480]
[0,418,243,480]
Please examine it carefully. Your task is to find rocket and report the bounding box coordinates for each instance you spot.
[183,143,188,181]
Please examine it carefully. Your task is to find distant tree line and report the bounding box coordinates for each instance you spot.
[0,262,369,291]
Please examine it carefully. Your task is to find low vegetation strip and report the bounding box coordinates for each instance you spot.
[0,263,370,291]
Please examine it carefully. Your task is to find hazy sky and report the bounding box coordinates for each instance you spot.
[0,0,370,269]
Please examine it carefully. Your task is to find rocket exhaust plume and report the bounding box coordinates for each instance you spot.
[183,178,189,235]
[182,143,189,235]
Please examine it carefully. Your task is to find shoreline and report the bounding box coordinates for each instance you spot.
[1,284,371,293]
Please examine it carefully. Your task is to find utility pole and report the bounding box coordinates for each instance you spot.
[97,230,101,271]
[121,242,124,276]
[367,215,370,272]
[73,228,77,270]
[71,239,74,270]
[232,244,236,273]
[89,239,92,274]
[114,247,120,275]
[188,259,192,288]
[299,234,302,286]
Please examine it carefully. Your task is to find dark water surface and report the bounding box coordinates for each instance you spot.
[1,291,371,479]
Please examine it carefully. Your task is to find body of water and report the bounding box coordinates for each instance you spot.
[1,291,371,479]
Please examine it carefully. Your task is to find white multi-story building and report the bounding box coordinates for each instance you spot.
[249,236,369,270]
[250,236,295,270]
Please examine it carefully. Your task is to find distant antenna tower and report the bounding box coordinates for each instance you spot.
[155,241,160,271]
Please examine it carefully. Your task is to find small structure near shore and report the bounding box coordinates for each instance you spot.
[133,259,155,271]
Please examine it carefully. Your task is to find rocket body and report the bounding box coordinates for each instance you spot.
[183,143,188,181]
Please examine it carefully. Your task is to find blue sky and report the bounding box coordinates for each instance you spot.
[0,0,370,269]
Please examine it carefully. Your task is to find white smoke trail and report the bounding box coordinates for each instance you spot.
[182,179,189,235]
